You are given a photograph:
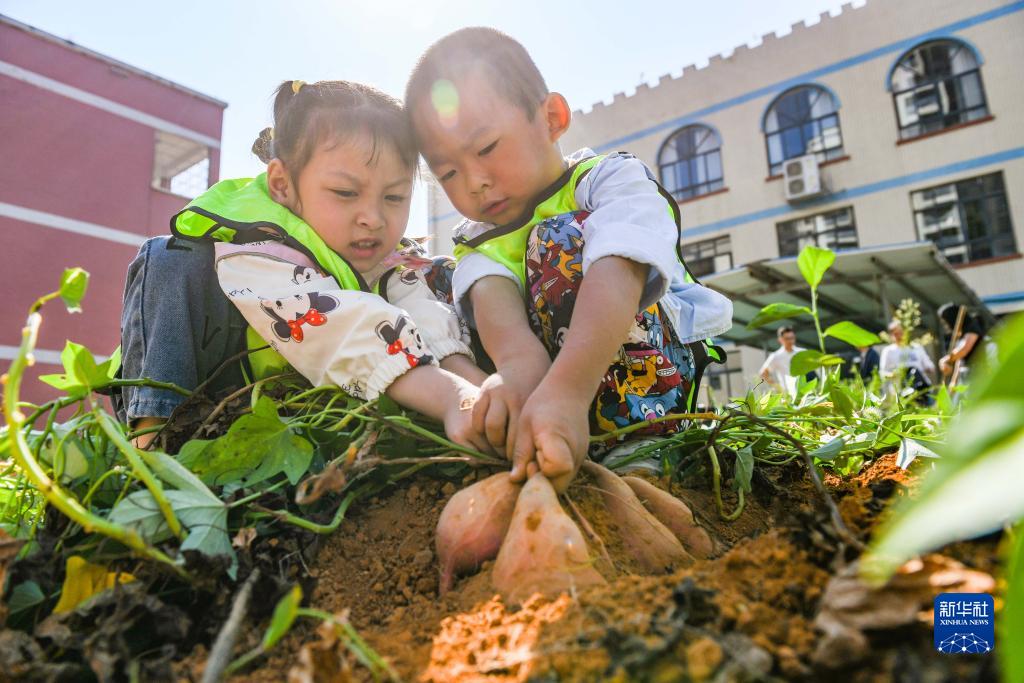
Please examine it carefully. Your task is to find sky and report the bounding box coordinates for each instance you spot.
[2,0,858,235]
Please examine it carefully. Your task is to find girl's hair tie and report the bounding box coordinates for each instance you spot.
[291,79,306,95]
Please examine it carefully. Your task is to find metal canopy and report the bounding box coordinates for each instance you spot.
[701,241,995,351]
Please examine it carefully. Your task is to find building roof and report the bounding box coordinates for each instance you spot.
[701,241,995,350]
[0,13,228,108]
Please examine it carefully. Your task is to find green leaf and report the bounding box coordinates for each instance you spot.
[97,346,122,380]
[1000,524,1024,683]
[797,245,835,290]
[109,489,233,560]
[7,580,46,617]
[823,321,882,348]
[895,438,940,469]
[176,396,313,487]
[746,303,811,329]
[733,446,753,493]
[789,349,843,376]
[262,585,302,650]
[59,268,89,313]
[809,437,845,462]
[137,449,220,503]
[864,427,1024,582]
[829,384,854,419]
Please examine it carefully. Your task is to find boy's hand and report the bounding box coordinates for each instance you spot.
[510,378,590,493]
[473,353,549,454]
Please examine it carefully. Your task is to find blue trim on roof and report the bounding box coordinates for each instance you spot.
[982,290,1024,305]
[883,36,985,91]
[590,1,1024,153]
[760,83,842,133]
[681,146,1024,238]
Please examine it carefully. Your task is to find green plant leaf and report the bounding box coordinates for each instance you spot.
[7,580,46,618]
[97,346,122,380]
[823,321,882,348]
[745,303,811,329]
[809,437,845,462]
[262,585,302,650]
[797,245,835,290]
[137,449,220,502]
[895,438,940,469]
[59,268,89,313]
[789,349,843,376]
[109,488,233,561]
[176,396,313,487]
[829,384,854,419]
[1000,524,1024,683]
[734,446,753,493]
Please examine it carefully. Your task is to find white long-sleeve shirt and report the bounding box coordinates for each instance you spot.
[214,240,473,400]
[450,149,733,344]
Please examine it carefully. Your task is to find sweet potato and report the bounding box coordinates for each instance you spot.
[581,461,694,572]
[492,473,605,604]
[435,472,520,595]
[622,476,714,559]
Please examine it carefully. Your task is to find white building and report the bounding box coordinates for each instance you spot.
[427,0,1024,396]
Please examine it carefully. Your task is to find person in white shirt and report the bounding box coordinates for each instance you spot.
[760,326,804,396]
[879,320,936,391]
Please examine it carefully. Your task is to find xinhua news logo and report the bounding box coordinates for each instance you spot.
[934,593,995,654]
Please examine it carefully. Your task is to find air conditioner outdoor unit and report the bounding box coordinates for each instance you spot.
[783,154,823,202]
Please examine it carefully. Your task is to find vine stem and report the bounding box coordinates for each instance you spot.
[589,412,720,444]
[707,445,745,521]
[1,307,183,572]
[97,409,184,540]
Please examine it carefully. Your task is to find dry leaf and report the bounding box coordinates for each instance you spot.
[0,529,26,625]
[52,556,136,614]
[287,611,357,683]
[232,527,258,551]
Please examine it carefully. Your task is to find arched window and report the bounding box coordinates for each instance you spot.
[658,124,724,200]
[763,85,843,176]
[889,39,988,140]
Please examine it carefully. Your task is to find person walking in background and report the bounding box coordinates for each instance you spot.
[880,319,935,395]
[937,303,989,383]
[759,325,805,396]
[854,345,880,381]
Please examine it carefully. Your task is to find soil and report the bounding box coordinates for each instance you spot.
[230,454,1000,683]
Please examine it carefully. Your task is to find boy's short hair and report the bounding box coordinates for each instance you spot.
[777,325,795,337]
[405,27,549,122]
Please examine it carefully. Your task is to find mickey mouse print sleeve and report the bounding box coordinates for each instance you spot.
[213,243,438,400]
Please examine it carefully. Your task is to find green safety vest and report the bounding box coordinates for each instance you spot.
[452,153,725,407]
[170,174,375,379]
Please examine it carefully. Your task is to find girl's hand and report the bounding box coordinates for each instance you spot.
[443,382,493,455]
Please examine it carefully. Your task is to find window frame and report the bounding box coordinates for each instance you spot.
[657,124,725,201]
[681,234,733,278]
[889,40,989,141]
[776,206,859,257]
[763,85,845,176]
[911,172,1017,265]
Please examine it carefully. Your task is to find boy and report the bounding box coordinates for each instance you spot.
[405,28,732,492]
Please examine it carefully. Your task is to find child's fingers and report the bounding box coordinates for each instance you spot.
[505,403,520,464]
[471,390,492,438]
[509,415,536,483]
[535,432,576,493]
[525,460,539,478]
[484,399,509,451]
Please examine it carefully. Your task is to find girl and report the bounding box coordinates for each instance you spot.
[119,80,489,451]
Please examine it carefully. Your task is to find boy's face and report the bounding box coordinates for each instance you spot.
[269,134,413,274]
[412,68,569,226]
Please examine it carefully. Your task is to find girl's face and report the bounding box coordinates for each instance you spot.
[269,133,413,273]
